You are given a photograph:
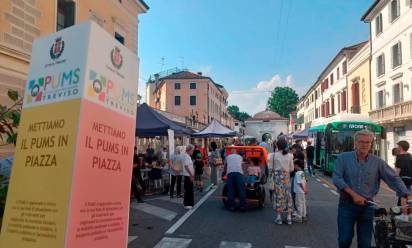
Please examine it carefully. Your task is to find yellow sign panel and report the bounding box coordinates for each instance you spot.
[0,100,81,248]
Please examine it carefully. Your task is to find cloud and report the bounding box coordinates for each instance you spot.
[197,65,213,76]
[228,74,295,116]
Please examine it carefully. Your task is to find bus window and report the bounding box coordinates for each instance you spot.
[331,131,355,154]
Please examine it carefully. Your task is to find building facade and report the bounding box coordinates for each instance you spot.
[362,0,412,165]
[146,69,234,129]
[245,110,288,143]
[0,0,148,157]
[296,41,368,134]
[233,119,246,136]
[347,41,371,115]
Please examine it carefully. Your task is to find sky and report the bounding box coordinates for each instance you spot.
[138,0,373,115]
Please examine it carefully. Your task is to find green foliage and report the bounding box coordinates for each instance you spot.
[227,105,239,116]
[227,105,251,122]
[0,90,23,146]
[266,86,299,118]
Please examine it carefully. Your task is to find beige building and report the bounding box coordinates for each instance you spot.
[296,41,368,131]
[146,69,234,129]
[362,0,412,165]
[0,0,148,157]
[245,110,288,143]
[347,41,371,115]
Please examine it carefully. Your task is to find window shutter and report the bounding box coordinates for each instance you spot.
[375,92,378,108]
[383,90,386,107]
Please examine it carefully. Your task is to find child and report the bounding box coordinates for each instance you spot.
[194,152,204,192]
[292,159,307,223]
[246,157,261,188]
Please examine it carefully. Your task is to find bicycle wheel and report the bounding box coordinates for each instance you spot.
[374,220,389,248]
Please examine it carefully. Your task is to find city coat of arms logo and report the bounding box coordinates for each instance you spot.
[110,47,123,70]
[50,37,65,60]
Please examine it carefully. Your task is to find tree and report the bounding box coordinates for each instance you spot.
[266,86,299,118]
[0,90,22,146]
[227,105,251,122]
[227,105,239,117]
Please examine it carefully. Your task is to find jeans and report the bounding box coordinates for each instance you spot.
[170,175,182,197]
[227,172,246,209]
[307,159,314,175]
[337,200,374,248]
[131,177,143,202]
[184,176,194,207]
[211,166,218,185]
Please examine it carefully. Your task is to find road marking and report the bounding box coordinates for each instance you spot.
[128,236,138,244]
[330,190,339,196]
[322,183,330,188]
[130,202,177,221]
[145,195,171,201]
[153,237,192,248]
[165,186,217,234]
[317,176,337,190]
[219,241,253,248]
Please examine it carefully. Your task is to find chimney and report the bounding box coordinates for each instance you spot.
[197,72,202,76]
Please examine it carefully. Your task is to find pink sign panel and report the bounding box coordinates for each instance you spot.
[66,99,135,248]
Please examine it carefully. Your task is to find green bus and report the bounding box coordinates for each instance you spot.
[308,116,385,175]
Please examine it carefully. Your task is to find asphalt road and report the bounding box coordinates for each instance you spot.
[128,171,400,248]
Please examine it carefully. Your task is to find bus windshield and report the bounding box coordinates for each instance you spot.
[331,131,355,154]
[330,129,382,155]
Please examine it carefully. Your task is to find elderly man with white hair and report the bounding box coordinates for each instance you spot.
[333,129,412,248]
[224,148,246,211]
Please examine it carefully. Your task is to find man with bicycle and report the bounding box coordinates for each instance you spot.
[333,130,412,248]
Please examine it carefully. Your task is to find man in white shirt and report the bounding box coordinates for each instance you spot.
[182,145,195,209]
[224,148,246,211]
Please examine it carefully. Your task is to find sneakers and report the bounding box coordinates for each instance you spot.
[184,206,193,210]
[287,217,292,225]
[274,218,283,225]
[292,211,298,217]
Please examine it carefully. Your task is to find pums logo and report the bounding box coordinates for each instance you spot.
[110,47,123,70]
[87,70,136,115]
[50,37,65,60]
[26,68,80,104]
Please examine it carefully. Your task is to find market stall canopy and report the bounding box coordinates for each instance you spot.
[192,120,237,137]
[135,103,193,137]
[292,128,309,139]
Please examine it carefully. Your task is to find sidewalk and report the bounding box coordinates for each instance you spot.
[128,172,219,248]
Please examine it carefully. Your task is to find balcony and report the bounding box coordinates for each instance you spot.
[370,100,412,124]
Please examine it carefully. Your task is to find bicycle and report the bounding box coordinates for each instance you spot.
[367,200,412,248]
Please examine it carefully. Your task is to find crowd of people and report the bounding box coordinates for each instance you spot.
[129,133,412,247]
[130,141,224,210]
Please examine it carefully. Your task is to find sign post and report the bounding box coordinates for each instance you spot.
[0,21,138,248]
